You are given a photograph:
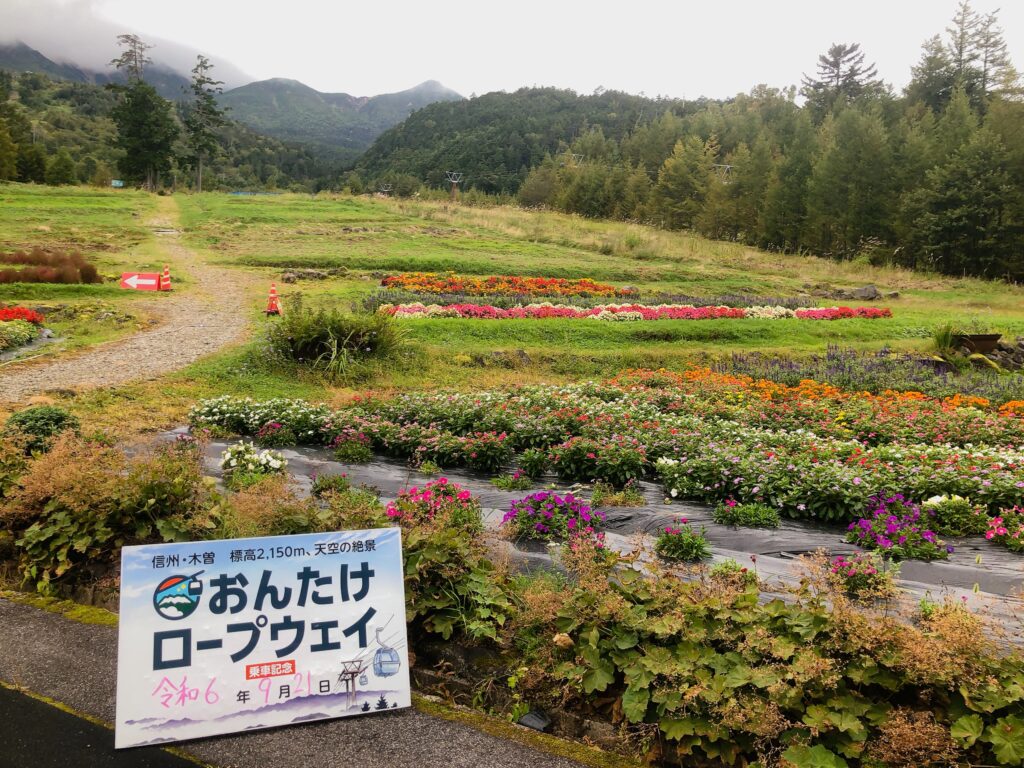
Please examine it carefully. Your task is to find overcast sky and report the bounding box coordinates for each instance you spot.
[3,0,1022,97]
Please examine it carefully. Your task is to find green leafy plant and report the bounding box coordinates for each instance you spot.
[255,421,297,448]
[923,494,989,536]
[491,470,533,491]
[518,447,548,479]
[4,405,80,454]
[310,473,351,498]
[829,552,900,599]
[462,431,513,473]
[654,518,710,561]
[263,298,407,380]
[590,480,645,507]
[709,557,758,586]
[712,499,781,527]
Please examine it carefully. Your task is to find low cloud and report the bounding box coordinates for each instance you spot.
[0,0,250,86]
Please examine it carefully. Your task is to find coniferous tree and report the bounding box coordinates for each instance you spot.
[906,128,1019,277]
[975,10,1011,102]
[759,112,816,251]
[946,1,982,97]
[806,108,894,257]
[183,55,226,192]
[45,148,77,185]
[905,36,956,112]
[0,120,16,180]
[110,34,153,82]
[652,136,715,229]
[110,80,178,190]
[16,143,47,183]
[801,43,884,121]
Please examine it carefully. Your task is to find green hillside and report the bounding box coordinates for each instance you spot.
[355,87,700,193]
[219,78,462,163]
[0,70,327,189]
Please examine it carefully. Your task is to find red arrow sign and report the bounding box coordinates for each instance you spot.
[120,272,161,291]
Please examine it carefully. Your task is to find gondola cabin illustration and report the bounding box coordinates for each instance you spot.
[372,627,402,677]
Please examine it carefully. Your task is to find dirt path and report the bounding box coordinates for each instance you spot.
[0,197,252,404]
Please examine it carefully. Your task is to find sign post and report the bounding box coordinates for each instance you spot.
[115,528,409,748]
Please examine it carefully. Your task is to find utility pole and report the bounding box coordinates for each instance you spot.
[445,171,463,202]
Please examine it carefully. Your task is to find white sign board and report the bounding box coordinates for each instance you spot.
[115,528,409,748]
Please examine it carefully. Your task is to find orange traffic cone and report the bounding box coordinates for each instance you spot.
[159,265,172,291]
[265,283,283,315]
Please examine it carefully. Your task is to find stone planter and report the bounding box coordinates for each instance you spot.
[954,333,1002,354]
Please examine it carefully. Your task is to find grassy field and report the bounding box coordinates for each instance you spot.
[178,191,1024,362]
[5,185,1024,432]
[0,185,170,354]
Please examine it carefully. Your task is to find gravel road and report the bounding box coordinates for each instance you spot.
[0,197,251,404]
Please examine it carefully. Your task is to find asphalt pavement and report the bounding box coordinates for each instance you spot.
[0,598,591,768]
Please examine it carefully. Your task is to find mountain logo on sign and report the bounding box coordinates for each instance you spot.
[153,572,204,620]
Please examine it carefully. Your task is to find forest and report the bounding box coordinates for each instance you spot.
[357,2,1024,280]
[0,68,329,191]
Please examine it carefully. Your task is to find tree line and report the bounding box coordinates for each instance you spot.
[359,2,1024,281]
[0,35,329,192]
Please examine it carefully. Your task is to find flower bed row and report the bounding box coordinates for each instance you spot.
[716,345,1024,406]
[380,272,638,298]
[0,306,45,325]
[189,369,1024,527]
[364,288,819,312]
[380,302,891,321]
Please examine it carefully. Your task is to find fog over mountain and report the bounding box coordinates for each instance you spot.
[0,0,251,87]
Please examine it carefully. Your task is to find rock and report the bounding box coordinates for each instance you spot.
[886,291,900,299]
[281,272,298,283]
[851,284,882,300]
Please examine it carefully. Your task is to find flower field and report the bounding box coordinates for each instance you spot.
[190,366,1024,527]
[380,271,638,298]
[381,302,891,321]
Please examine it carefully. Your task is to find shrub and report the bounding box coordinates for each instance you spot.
[385,478,482,534]
[189,475,325,540]
[518,447,548,479]
[986,507,1024,552]
[923,494,989,536]
[502,491,602,542]
[712,499,781,527]
[310,473,351,498]
[263,299,406,379]
[549,435,646,487]
[4,436,205,591]
[0,433,28,500]
[220,442,286,490]
[654,519,711,561]
[462,431,513,473]
[331,430,374,463]
[4,405,80,454]
[0,248,101,284]
[0,319,38,351]
[846,495,951,561]
[255,421,297,448]
[829,551,900,599]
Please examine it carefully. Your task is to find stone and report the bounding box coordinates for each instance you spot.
[851,284,882,300]
[886,291,900,299]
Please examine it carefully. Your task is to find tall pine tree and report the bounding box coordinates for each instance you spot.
[183,55,226,192]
